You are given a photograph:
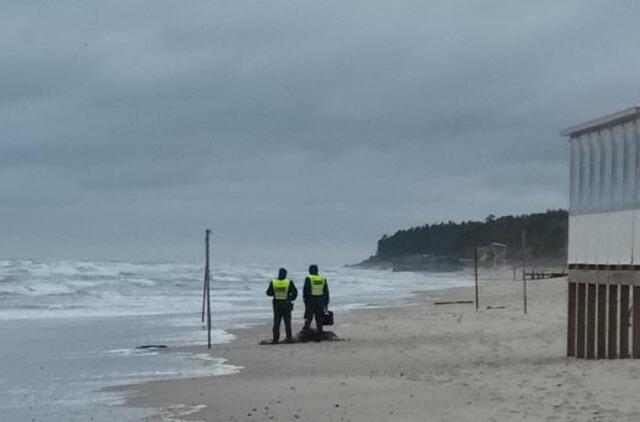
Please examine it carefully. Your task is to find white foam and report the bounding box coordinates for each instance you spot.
[0,259,474,323]
[158,404,207,422]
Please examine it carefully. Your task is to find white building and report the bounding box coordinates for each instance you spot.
[561,107,640,267]
[562,106,640,360]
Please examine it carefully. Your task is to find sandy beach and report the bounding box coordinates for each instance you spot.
[120,272,640,421]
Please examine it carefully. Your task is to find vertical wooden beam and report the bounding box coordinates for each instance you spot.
[521,229,527,314]
[586,283,596,359]
[633,286,640,359]
[609,285,618,359]
[597,284,607,359]
[576,283,586,359]
[474,246,479,312]
[620,285,630,358]
[205,229,212,350]
[567,282,577,357]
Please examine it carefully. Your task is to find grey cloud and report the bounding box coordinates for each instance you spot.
[0,1,638,263]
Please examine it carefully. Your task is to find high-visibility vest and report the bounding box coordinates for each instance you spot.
[272,278,291,301]
[309,274,326,296]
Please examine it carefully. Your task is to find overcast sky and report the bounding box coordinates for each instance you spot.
[1,1,639,265]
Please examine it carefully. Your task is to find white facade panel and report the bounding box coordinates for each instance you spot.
[579,135,590,213]
[624,121,636,208]
[589,133,600,214]
[568,215,580,263]
[606,210,633,265]
[568,215,591,264]
[570,139,580,213]
[601,131,613,212]
[613,125,625,210]
[569,211,634,265]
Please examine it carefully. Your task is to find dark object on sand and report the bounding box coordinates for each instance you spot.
[434,300,473,305]
[296,328,341,343]
[486,305,507,310]
[136,345,168,349]
[259,329,342,345]
[323,310,334,326]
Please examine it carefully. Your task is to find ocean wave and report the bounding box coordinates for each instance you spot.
[0,259,473,322]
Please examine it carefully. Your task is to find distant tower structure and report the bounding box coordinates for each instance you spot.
[561,106,640,359]
[490,242,507,269]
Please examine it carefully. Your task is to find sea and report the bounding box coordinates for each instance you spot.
[0,259,474,421]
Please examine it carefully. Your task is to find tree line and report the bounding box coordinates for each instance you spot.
[374,209,568,262]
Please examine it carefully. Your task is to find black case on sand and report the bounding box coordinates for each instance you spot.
[323,310,334,326]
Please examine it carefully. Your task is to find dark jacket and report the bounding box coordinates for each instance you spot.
[266,279,298,303]
[303,276,329,306]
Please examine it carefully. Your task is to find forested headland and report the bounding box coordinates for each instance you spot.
[355,209,568,271]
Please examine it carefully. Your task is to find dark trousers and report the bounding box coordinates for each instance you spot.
[304,302,324,335]
[273,302,292,342]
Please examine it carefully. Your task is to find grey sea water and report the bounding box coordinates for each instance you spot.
[0,259,473,421]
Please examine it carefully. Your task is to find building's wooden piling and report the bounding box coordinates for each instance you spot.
[567,282,576,357]
[597,284,607,359]
[576,283,586,359]
[620,285,630,358]
[608,284,618,359]
[633,286,640,358]
[586,284,596,359]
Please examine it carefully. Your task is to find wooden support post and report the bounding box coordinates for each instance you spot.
[201,269,207,323]
[474,246,479,312]
[586,284,596,359]
[633,286,640,359]
[597,284,607,359]
[576,283,586,359]
[567,282,576,357]
[620,285,630,358]
[205,229,212,350]
[521,229,527,314]
[608,285,618,359]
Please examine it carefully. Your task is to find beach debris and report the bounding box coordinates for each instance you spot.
[434,300,473,305]
[136,344,167,350]
[296,328,342,343]
[258,329,343,345]
[486,305,507,310]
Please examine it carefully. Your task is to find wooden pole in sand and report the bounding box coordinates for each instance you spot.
[205,229,212,349]
[201,262,207,323]
[474,246,479,311]
[521,229,527,314]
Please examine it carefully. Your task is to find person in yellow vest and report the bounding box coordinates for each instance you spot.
[303,264,329,340]
[266,267,298,344]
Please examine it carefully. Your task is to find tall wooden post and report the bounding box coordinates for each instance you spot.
[201,265,207,323]
[202,229,212,349]
[474,246,479,312]
[521,229,527,314]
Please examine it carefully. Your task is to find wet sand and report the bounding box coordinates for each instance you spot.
[120,271,640,421]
